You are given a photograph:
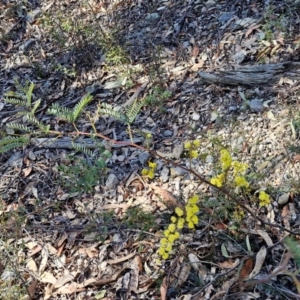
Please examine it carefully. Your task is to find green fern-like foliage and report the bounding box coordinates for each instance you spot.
[125,99,146,124]
[47,103,73,122]
[72,137,111,159]
[4,81,35,108]
[73,93,93,121]
[0,136,29,153]
[4,97,26,106]
[99,99,146,125]
[99,103,128,123]
[72,142,97,158]
[26,115,50,133]
[4,81,41,117]
[6,123,32,133]
[30,99,41,115]
[25,81,34,107]
[6,114,49,134]
[47,93,93,123]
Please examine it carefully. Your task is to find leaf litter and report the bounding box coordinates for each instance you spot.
[1,0,300,299]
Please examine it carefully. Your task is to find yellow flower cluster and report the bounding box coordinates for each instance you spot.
[232,161,249,176]
[234,176,250,188]
[158,195,200,260]
[210,149,249,189]
[232,206,245,221]
[258,191,271,207]
[220,149,232,170]
[210,173,225,187]
[185,195,199,229]
[141,161,157,179]
[184,140,200,159]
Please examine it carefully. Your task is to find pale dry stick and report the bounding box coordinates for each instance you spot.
[46,129,300,236]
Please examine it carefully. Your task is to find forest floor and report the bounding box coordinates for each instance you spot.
[2,0,300,299]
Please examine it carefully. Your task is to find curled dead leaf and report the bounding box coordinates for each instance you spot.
[239,257,254,281]
[150,184,183,210]
[249,246,267,279]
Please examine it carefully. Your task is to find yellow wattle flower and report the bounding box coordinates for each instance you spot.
[192,140,200,147]
[184,141,192,149]
[188,195,199,204]
[141,169,149,176]
[220,149,232,170]
[175,207,184,217]
[234,176,249,188]
[147,169,155,179]
[162,253,169,259]
[190,150,198,159]
[258,191,271,207]
[171,216,177,223]
[168,224,176,233]
[148,162,157,169]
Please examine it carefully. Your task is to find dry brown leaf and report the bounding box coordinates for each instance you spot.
[190,60,205,71]
[106,252,136,264]
[67,231,79,248]
[86,247,98,258]
[56,242,66,257]
[239,257,254,281]
[192,45,200,57]
[22,166,32,177]
[249,246,267,279]
[40,271,57,284]
[54,273,76,289]
[26,257,38,272]
[29,244,42,256]
[177,263,191,287]
[293,154,300,162]
[135,255,143,272]
[160,277,168,300]
[282,205,290,231]
[256,229,273,247]
[129,258,139,293]
[5,40,13,52]
[247,229,273,247]
[214,222,228,229]
[56,282,77,294]
[44,283,53,300]
[38,247,49,275]
[77,278,96,288]
[245,24,261,38]
[218,259,240,269]
[27,279,38,298]
[46,243,57,255]
[83,268,126,287]
[150,185,183,210]
[101,203,132,210]
[188,253,208,280]
[270,44,281,56]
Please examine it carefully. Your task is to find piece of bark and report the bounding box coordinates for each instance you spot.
[198,62,300,86]
[32,137,142,149]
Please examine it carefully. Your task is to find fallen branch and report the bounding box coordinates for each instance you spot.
[199,62,300,86]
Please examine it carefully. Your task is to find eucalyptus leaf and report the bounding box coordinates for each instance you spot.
[221,243,231,258]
